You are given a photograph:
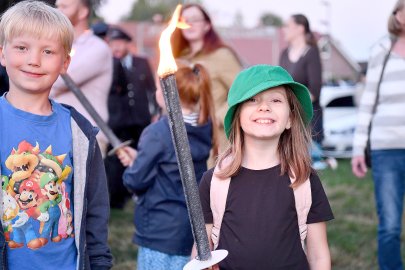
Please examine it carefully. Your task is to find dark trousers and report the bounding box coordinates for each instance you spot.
[104,124,147,209]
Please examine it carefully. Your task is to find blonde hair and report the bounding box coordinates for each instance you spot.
[0,0,74,57]
[388,0,405,36]
[216,86,313,188]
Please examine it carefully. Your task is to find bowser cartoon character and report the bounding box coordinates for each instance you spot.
[5,141,40,196]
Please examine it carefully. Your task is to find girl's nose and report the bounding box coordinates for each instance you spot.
[258,100,271,112]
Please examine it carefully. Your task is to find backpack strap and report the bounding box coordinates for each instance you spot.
[210,161,312,252]
[210,158,232,250]
[291,177,312,252]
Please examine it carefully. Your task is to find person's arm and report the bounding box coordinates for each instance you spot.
[305,46,322,102]
[306,222,331,270]
[351,41,387,178]
[212,48,242,126]
[86,141,113,270]
[122,125,163,193]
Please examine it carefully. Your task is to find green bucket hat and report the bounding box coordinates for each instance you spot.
[224,65,313,138]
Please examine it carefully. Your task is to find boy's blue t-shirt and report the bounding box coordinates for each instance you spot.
[0,96,77,270]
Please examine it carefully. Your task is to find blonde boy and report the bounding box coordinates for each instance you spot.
[0,1,112,269]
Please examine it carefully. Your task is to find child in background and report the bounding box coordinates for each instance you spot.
[118,64,217,270]
[0,1,112,269]
[198,65,334,270]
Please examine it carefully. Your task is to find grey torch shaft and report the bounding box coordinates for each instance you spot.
[61,73,122,148]
[159,75,211,261]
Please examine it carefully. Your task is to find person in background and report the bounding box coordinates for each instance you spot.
[172,3,242,155]
[280,14,337,170]
[0,1,112,268]
[51,0,113,156]
[91,21,109,40]
[104,26,157,209]
[0,65,8,96]
[118,64,216,270]
[352,0,405,268]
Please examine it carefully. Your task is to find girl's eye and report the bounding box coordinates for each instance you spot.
[272,99,282,103]
[247,97,257,102]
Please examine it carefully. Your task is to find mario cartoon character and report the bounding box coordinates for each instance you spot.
[39,173,62,243]
[10,179,47,250]
[5,141,40,196]
[2,190,19,242]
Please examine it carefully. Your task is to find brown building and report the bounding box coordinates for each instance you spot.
[114,21,361,83]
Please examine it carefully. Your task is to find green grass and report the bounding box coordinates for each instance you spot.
[108,159,405,269]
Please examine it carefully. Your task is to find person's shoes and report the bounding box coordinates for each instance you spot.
[312,161,328,170]
[326,157,338,170]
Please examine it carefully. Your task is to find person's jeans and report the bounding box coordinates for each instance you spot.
[372,149,405,270]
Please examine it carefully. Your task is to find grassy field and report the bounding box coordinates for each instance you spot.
[108,159,404,269]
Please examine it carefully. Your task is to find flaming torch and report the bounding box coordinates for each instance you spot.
[157,5,228,270]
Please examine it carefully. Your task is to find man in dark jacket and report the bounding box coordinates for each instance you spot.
[105,26,157,208]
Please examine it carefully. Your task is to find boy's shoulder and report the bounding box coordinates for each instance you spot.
[58,102,98,138]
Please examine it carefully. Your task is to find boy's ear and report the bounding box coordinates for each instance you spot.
[0,46,5,67]
[60,55,71,74]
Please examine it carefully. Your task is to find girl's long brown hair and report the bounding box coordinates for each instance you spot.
[175,63,219,156]
[216,86,312,188]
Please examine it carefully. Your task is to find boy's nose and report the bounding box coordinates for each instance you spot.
[27,51,41,67]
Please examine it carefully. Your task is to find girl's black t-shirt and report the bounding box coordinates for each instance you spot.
[199,165,334,270]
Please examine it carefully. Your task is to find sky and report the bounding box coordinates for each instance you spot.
[99,0,397,61]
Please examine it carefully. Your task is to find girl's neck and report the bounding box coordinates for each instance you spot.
[393,35,405,58]
[288,36,308,62]
[241,136,280,170]
[289,36,307,51]
[6,90,52,115]
[181,103,199,115]
[188,40,204,56]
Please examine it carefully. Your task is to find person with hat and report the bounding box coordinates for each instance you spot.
[105,26,157,209]
[198,65,334,270]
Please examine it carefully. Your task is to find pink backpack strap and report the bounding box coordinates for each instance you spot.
[209,159,231,250]
[291,177,312,252]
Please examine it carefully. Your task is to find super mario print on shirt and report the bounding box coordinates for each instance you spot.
[2,140,74,250]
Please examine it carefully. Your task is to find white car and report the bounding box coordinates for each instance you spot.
[320,84,360,158]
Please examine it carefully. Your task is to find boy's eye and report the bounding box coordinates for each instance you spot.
[15,46,27,51]
[43,49,53,55]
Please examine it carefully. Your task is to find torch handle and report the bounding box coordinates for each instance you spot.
[160,75,212,261]
[61,73,129,155]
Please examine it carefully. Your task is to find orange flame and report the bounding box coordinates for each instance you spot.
[157,4,184,77]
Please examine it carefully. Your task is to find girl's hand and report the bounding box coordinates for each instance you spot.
[117,146,137,167]
[351,155,368,178]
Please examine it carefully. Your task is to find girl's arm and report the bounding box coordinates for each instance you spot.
[190,224,219,270]
[306,222,331,270]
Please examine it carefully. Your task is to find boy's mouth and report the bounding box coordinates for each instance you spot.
[22,70,44,77]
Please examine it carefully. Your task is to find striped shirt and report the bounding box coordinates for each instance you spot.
[352,36,405,156]
[183,112,199,126]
